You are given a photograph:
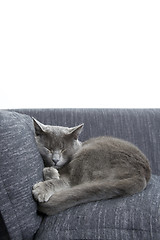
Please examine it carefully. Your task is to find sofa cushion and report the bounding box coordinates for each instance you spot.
[34,175,160,240]
[0,111,44,240]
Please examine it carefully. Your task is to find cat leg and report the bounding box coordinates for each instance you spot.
[43,167,60,180]
[32,170,69,203]
[33,179,61,202]
[38,176,147,215]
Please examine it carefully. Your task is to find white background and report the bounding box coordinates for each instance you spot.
[0,1,160,109]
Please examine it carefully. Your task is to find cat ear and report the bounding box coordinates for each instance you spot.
[32,117,45,136]
[68,124,84,140]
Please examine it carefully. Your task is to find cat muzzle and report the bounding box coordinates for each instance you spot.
[52,152,60,165]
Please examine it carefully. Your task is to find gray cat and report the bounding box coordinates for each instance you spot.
[32,118,151,215]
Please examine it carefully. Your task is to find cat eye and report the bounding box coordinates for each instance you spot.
[61,148,67,154]
[60,142,65,151]
[44,147,52,153]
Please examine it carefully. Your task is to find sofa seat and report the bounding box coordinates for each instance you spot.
[34,175,160,240]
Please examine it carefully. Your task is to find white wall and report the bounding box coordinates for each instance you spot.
[0,1,160,109]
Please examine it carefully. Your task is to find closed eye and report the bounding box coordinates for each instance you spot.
[44,147,52,153]
[61,149,67,154]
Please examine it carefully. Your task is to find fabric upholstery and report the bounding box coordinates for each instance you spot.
[0,111,44,240]
[0,212,10,240]
[34,175,160,240]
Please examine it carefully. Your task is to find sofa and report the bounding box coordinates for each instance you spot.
[0,108,160,240]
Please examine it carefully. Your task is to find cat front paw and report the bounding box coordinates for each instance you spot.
[32,181,54,202]
[43,167,60,181]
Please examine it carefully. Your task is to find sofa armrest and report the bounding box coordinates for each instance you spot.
[0,111,44,240]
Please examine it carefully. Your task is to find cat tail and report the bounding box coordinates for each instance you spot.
[38,176,147,215]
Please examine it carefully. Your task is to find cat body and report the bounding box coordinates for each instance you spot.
[32,119,151,215]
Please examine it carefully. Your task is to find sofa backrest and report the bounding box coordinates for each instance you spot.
[14,108,160,176]
[0,111,44,240]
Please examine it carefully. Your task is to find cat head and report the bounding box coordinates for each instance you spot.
[32,118,84,169]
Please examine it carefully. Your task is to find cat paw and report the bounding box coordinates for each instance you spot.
[43,167,60,180]
[32,181,54,202]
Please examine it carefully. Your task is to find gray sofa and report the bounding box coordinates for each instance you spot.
[0,108,160,240]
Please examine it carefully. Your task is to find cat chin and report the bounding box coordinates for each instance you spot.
[52,162,64,169]
[53,165,60,169]
[53,160,69,169]
[51,157,72,169]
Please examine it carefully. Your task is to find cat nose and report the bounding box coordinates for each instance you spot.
[52,153,60,164]
[52,158,59,164]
